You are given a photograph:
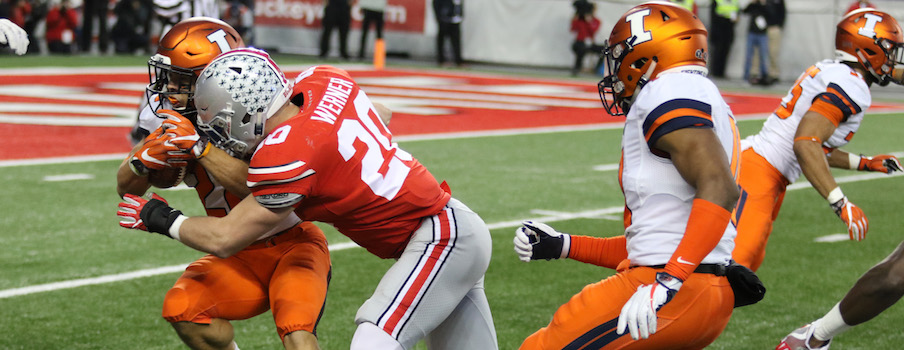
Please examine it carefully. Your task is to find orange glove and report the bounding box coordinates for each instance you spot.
[129,124,193,175]
[828,187,868,241]
[856,154,902,174]
[158,110,211,159]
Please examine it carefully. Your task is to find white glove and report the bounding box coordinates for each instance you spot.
[513,220,570,262]
[0,18,28,55]
[617,272,683,340]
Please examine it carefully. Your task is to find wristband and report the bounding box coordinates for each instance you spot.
[129,157,149,176]
[560,234,571,259]
[849,153,864,170]
[168,215,187,242]
[827,187,845,205]
[139,198,184,238]
[194,140,211,159]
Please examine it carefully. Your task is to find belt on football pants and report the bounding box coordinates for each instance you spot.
[644,263,727,276]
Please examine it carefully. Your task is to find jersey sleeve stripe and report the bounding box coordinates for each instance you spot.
[824,83,862,115]
[247,169,316,188]
[248,161,307,174]
[643,99,714,148]
[809,96,846,127]
[643,99,713,145]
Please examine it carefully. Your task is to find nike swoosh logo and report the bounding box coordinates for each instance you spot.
[676,256,694,265]
[140,149,167,166]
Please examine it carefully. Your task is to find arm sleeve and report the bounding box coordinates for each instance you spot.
[663,198,731,280]
[567,235,627,269]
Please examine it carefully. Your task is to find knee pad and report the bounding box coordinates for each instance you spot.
[162,287,210,324]
[351,322,403,350]
[162,287,190,321]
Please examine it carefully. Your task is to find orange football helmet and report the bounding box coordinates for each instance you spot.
[598,1,707,115]
[836,8,904,86]
[146,17,244,118]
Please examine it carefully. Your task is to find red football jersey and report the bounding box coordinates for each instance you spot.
[247,65,451,259]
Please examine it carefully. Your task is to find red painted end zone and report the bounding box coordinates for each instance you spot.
[1,68,902,161]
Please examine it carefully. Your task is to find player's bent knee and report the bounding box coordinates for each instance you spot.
[351,322,403,350]
[162,287,192,322]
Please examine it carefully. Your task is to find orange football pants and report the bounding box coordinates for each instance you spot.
[520,263,733,350]
[162,222,331,339]
[732,148,789,272]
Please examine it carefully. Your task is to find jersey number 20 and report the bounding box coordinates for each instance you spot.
[338,91,413,200]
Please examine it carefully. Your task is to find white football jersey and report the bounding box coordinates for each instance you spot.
[132,98,300,238]
[621,67,740,267]
[743,60,871,183]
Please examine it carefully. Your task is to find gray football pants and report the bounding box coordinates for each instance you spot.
[355,198,498,349]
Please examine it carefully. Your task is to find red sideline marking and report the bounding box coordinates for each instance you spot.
[2,68,902,161]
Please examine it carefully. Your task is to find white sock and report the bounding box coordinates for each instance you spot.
[232,341,240,350]
[813,303,852,341]
[351,322,403,350]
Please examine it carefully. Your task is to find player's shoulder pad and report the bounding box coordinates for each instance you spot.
[819,63,872,112]
[292,65,357,112]
[635,73,715,120]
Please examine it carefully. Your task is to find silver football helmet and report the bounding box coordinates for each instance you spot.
[194,48,292,159]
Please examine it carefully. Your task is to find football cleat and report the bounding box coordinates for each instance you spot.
[776,323,832,350]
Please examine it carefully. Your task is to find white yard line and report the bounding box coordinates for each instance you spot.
[3,169,901,299]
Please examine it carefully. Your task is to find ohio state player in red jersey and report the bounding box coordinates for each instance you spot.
[118,48,498,349]
[117,18,330,350]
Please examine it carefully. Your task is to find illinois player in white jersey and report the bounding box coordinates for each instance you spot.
[774,10,904,350]
[117,18,331,350]
[512,2,741,348]
[117,48,498,350]
[732,8,904,272]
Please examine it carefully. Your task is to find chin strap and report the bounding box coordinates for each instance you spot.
[624,59,658,112]
[855,50,883,82]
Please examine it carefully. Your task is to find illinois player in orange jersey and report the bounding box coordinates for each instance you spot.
[117,48,498,350]
[117,18,331,350]
[512,2,742,349]
[732,8,904,272]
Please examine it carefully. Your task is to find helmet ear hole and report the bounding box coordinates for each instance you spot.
[242,113,251,125]
[631,58,648,69]
[864,48,876,56]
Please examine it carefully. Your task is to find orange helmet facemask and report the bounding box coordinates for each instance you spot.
[598,1,708,116]
[836,8,904,86]
[146,17,244,120]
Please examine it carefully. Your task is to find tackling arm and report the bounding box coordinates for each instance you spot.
[177,195,294,258]
[197,146,252,198]
[118,193,294,258]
